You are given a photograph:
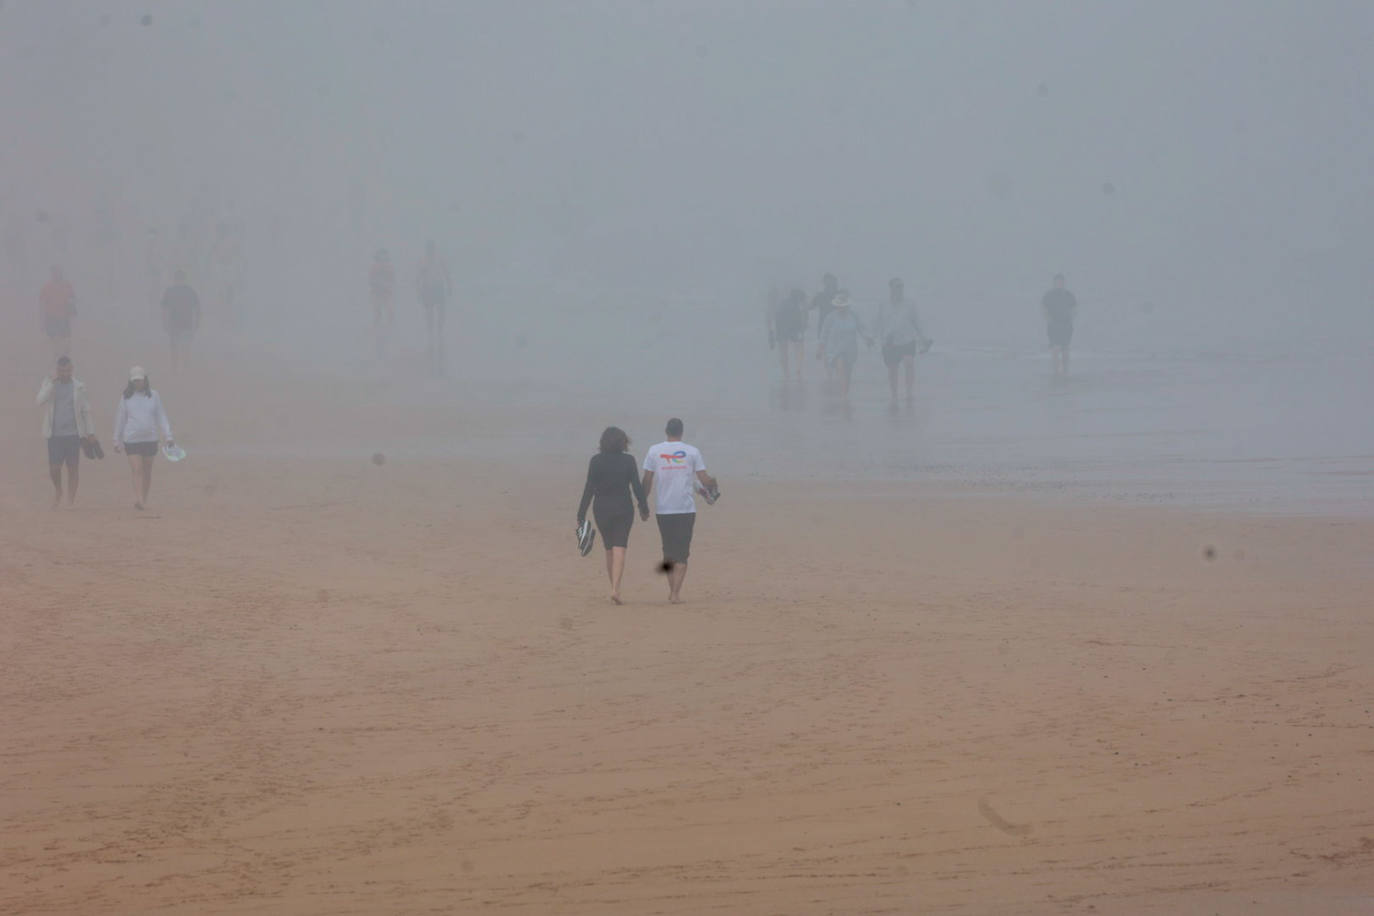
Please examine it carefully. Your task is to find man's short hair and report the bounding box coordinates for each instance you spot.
[1053,273,1066,284]
[56,356,72,367]
[665,417,684,437]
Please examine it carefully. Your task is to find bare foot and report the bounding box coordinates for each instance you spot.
[610,595,623,605]
[134,502,143,511]
[669,594,683,604]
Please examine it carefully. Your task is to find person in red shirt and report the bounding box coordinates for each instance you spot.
[39,266,75,358]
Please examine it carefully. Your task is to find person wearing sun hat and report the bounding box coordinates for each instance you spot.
[816,290,872,398]
[112,366,174,510]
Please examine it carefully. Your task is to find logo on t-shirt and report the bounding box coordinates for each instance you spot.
[659,450,688,466]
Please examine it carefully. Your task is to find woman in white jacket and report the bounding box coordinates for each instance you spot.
[113,366,174,510]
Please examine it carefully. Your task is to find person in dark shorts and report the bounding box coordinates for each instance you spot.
[113,366,174,510]
[161,270,202,371]
[416,240,452,376]
[36,355,95,509]
[577,426,650,605]
[875,277,931,402]
[39,266,76,359]
[1041,273,1078,377]
[769,288,808,380]
[642,418,717,604]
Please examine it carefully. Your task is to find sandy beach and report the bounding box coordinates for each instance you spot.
[3,336,1373,914]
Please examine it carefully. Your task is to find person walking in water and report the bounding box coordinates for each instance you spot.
[577,426,650,605]
[817,290,872,398]
[39,266,76,359]
[1042,273,1078,377]
[642,418,717,604]
[769,288,808,380]
[161,270,202,371]
[875,277,930,402]
[36,355,95,509]
[416,240,452,375]
[113,366,174,510]
[369,249,396,359]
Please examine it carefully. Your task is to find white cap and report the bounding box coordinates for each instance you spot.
[129,365,148,381]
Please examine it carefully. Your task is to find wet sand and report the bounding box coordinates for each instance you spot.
[2,331,1374,913]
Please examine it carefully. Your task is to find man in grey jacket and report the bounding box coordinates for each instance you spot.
[36,356,95,508]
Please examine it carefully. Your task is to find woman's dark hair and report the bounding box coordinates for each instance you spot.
[599,426,630,453]
[123,376,152,399]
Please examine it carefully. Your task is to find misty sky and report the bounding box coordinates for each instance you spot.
[4,0,1373,351]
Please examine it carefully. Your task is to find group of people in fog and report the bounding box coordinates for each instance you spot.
[768,271,1081,393]
[37,358,176,511]
[369,240,452,375]
[768,272,933,400]
[39,263,202,370]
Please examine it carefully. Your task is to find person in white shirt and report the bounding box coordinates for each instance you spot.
[36,355,95,508]
[641,418,718,604]
[874,277,931,403]
[112,366,174,510]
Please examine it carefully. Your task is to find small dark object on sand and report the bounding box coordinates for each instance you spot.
[658,560,673,574]
[1203,545,1216,561]
[372,452,386,466]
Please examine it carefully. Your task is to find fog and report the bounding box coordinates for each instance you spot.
[5,0,1374,511]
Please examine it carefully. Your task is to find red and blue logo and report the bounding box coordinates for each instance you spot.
[659,450,688,466]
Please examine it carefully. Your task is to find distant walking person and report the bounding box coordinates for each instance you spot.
[816,291,872,398]
[875,277,930,402]
[416,240,452,375]
[769,288,808,380]
[642,418,718,604]
[577,426,650,605]
[39,266,76,359]
[161,270,202,371]
[809,273,841,373]
[1042,273,1078,377]
[369,248,396,359]
[36,355,95,509]
[113,366,174,511]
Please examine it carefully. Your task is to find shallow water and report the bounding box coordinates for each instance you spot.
[230,314,1374,517]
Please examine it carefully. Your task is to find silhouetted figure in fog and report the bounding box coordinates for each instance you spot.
[810,273,841,381]
[817,291,872,399]
[875,277,930,402]
[769,288,808,380]
[369,249,396,359]
[417,240,452,375]
[161,270,202,371]
[810,272,840,339]
[39,266,76,359]
[1041,273,1078,377]
[577,426,650,605]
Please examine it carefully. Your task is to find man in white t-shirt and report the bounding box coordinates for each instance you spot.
[642,417,718,604]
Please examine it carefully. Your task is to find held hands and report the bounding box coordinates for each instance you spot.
[113,442,124,454]
[639,506,650,521]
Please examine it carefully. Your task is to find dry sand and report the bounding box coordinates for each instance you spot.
[3,340,1373,914]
